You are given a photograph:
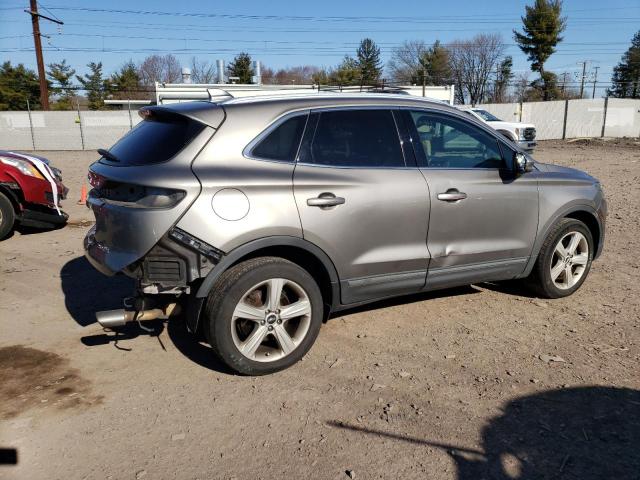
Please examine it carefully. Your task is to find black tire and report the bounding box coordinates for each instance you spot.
[528,218,594,299]
[0,192,16,240]
[203,256,323,375]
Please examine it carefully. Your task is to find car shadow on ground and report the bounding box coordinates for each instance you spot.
[60,256,134,327]
[61,256,235,374]
[480,280,541,299]
[328,386,640,479]
[329,285,480,321]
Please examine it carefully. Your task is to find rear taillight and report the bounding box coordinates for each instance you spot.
[88,171,106,188]
[89,177,185,209]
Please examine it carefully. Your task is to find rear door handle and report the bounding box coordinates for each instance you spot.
[307,192,345,208]
[437,190,467,202]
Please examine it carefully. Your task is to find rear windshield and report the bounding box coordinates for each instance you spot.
[104,116,205,165]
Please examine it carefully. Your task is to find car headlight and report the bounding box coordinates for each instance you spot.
[0,156,45,179]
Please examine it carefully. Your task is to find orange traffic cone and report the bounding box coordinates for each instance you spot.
[77,184,87,205]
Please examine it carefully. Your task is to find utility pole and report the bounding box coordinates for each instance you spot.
[25,0,63,110]
[422,67,426,97]
[576,61,589,99]
[560,72,569,97]
[591,66,600,99]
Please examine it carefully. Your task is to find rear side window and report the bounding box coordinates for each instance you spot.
[304,109,405,168]
[251,114,307,162]
[105,117,205,165]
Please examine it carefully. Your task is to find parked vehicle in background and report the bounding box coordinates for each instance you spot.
[0,151,68,240]
[459,107,537,152]
[85,94,606,375]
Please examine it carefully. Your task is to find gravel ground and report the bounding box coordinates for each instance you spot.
[1,139,639,480]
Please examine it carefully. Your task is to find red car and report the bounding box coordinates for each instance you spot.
[0,151,68,239]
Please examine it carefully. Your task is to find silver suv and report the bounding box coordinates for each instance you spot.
[85,94,606,375]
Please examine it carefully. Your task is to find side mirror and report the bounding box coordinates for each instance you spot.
[514,152,533,173]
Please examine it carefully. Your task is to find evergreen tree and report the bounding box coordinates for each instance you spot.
[420,40,451,85]
[227,53,254,84]
[608,31,640,99]
[0,61,42,110]
[527,71,562,101]
[47,59,76,110]
[76,62,108,110]
[329,56,360,85]
[356,38,382,84]
[109,61,144,100]
[514,0,566,100]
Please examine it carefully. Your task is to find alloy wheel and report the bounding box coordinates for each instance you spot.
[230,278,312,362]
[550,231,589,290]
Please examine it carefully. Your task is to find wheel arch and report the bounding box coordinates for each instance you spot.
[564,210,601,257]
[496,129,517,142]
[195,236,340,311]
[0,184,22,213]
[521,204,603,278]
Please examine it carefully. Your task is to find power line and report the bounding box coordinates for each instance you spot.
[41,5,640,24]
[4,31,631,49]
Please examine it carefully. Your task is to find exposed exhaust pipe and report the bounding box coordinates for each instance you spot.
[96,303,180,328]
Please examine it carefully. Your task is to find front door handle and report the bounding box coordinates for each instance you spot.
[437,189,467,202]
[307,192,345,208]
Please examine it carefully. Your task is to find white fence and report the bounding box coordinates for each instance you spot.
[0,110,142,151]
[478,98,640,141]
[1,98,638,150]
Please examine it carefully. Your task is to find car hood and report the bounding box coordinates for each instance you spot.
[487,121,536,130]
[537,162,597,182]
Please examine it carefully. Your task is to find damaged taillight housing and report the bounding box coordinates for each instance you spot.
[90,176,185,209]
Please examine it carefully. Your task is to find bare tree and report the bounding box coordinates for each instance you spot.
[449,33,506,104]
[261,66,275,84]
[190,57,216,83]
[513,73,530,102]
[387,40,428,83]
[138,54,181,86]
[262,65,321,85]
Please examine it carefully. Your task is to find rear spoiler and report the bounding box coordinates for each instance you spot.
[139,102,226,130]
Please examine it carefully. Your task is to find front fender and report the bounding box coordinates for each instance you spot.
[520,202,604,278]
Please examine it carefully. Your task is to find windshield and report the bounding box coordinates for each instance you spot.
[474,109,502,122]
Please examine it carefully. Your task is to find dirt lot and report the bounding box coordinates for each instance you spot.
[1,140,639,480]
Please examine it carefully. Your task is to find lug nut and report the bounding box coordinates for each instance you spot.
[260,320,266,325]
[268,325,274,331]
[277,319,282,324]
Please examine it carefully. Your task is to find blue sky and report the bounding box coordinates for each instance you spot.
[1,0,639,97]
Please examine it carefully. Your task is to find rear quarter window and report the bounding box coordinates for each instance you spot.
[250,114,308,162]
[105,117,205,166]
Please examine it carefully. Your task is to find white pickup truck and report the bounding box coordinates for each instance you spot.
[459,107,537,152]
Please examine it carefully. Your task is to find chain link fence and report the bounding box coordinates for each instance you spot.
[1,98,639,150]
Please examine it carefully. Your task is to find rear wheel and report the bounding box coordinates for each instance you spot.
[203,257,323,375]
[529,218,593,298]
[0,192,15,240]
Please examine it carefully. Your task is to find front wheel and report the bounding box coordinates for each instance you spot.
[529,218,594,298]
[0,192,16,240]
[203,257,324,375]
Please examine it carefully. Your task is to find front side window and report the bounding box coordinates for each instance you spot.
[408,111,505,169]
[304,109,405,168]
[250,114,308,162]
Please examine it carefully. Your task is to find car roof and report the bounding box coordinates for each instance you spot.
[152,93,459,128]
